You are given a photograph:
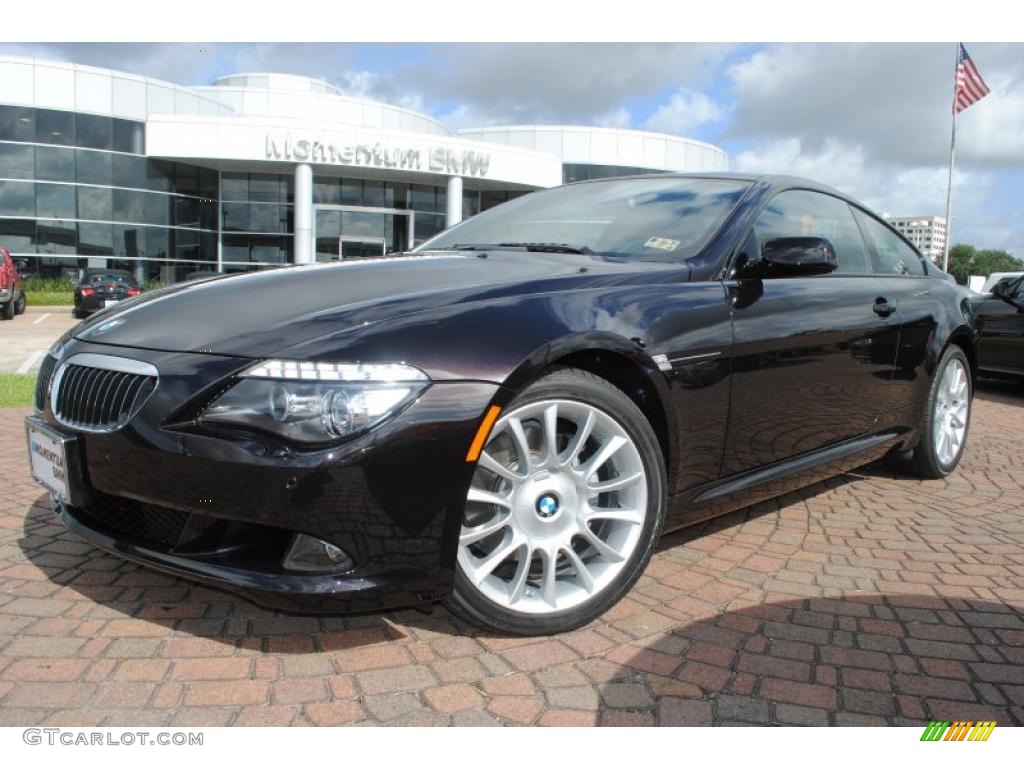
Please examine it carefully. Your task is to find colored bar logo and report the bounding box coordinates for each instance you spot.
[920,721,996,741]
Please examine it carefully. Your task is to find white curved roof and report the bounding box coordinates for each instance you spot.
[0,56,450,137]
[0,55,234,120]
[211,73,346,96]
[457,125,729,173]
[196,75,450,137]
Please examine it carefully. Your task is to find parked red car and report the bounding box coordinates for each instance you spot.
[0,246,27,320]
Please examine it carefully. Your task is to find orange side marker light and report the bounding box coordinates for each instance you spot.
[466,405,502,462]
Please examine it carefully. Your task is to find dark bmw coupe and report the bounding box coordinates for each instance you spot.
[27,175,976,634]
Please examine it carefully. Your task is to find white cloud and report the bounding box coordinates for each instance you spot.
[642,89,727,136]
[726,43,1024,168]
[391,43,738,127]
[734,138,870,198]
[593,107,632,129]
[954,74,1024,165]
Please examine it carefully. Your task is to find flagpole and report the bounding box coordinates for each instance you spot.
[942,43,959,274]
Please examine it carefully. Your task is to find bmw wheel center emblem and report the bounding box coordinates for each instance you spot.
[536,493,560,519]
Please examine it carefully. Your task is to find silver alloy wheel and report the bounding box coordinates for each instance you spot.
[932,357,969,467]
[458,399,649,614]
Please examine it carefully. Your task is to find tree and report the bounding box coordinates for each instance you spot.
[944,243,1023,285]
[946,244,976,285]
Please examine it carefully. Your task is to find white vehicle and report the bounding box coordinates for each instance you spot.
[981,272,1024,294]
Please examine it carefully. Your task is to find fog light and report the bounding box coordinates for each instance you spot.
[283,533,353,572]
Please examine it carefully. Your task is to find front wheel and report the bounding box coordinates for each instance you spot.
[15,294,26,315]
[899,345,972,478]
[1,301,13,320]
[447,368,666,635]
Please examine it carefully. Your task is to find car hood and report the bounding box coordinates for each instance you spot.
[72,250,671,358]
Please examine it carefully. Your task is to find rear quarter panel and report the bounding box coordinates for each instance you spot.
[876,275,977,436]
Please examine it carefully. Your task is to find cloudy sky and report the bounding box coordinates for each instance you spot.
[3,42,1022,256]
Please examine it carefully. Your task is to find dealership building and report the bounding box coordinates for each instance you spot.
[0,55,730,283]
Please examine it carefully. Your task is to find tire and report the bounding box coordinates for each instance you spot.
[447,367,666,635]
[898,345,972,479]
[15,293,26,315]
[1,301,13,320]
[73,306,86,319]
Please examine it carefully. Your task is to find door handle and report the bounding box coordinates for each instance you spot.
[873,298,896,317]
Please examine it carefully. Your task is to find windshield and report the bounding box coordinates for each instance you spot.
[420,177,751,259]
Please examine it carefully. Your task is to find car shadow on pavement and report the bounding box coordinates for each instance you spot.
[588,593,1024,726]
[975,378,1024,407]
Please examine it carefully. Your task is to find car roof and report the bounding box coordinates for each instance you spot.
[558,172,935,266]
[567,171,854,199]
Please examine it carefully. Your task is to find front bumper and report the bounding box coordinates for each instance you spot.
[36,340,501,614]
[55,498,439,613]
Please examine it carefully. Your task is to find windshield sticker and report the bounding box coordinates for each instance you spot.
[644,236,681,251]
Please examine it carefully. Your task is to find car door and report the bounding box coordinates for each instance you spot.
[721,189,902,476]
[851,208,941,419]
[975,277,1024,375]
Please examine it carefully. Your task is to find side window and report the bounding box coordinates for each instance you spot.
[753,190,871,274]
[853,209,927,276]
[1005,278,1024,301]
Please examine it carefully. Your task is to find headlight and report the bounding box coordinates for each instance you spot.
[200,360,430,444]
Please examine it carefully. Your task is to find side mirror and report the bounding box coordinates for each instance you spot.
[13,258,28,276]
[754,237,838,278]
[738,237,839,279]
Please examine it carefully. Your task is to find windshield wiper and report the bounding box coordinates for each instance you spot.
[449,242,593,254]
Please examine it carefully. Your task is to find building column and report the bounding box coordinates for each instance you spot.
[216,169,224,273]
[446,175,463,229]
[293,163,313,264]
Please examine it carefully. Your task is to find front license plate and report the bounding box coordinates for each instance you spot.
[26,418,73,504]
[104,299,119,307]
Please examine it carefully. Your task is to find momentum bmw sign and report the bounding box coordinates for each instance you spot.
[266,134,491,176]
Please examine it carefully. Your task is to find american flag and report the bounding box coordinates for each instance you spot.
[954,43,990,113]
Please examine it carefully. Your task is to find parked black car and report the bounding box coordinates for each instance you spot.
[973,275,1024,381]
[73,269,140,318]
[27,175,977,635]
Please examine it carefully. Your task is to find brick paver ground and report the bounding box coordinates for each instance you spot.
[1,382,1022,727]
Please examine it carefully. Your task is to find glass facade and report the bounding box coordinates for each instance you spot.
[0,105,536,282]
[562,163,664,184]
[0,105,218,283]
[220,170,294,267]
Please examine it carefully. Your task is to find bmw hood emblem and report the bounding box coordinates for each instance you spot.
[92,317,127,336]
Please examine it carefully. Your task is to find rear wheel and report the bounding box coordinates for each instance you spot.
[898,345,972,479]
[448,368,666,635]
